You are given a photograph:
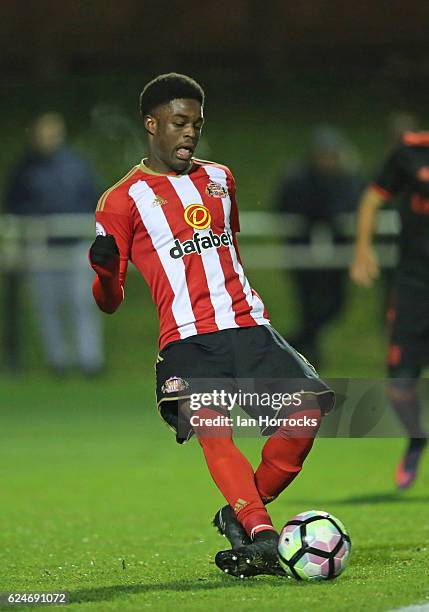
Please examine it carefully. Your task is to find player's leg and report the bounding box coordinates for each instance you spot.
[255,401,321,504]
[235,325,333,503]
[214,326,334,578]
[212,402,321,550]
[388,370,427,490]
[201,411,284,579]
[190,406,275,539]
[154,332,278,575]
[158,400,281,577]
[212,402,322,549]
[212,402,322,579]
[389,372,424,438]
[387,281,428,489]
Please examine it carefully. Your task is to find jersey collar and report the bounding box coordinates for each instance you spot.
[140,158,194,177]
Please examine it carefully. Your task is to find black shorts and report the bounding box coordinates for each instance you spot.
[388,275,429,375]
[155,325,335,443]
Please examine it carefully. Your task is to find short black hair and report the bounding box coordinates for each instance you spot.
[139,73,204,117]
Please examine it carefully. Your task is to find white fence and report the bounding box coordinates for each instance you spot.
[0,210,400,271]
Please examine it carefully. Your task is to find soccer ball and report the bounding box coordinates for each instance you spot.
[278,510,351,581]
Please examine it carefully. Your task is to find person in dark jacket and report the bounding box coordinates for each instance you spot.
[5,112,104,375]
[275,125,364,368]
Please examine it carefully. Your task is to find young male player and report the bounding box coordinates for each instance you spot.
[350,131,429,489]
[89,73,334,577]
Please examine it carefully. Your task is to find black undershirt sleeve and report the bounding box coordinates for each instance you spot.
[372,146,407,200]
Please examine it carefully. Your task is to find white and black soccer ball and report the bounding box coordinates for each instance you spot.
[278,510,351,581]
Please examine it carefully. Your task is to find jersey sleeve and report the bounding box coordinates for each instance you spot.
[372,147,407,200]
[95,191,134,287]
[226,169,240,233]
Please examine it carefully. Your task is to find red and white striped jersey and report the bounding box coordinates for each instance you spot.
[95,158,270,349]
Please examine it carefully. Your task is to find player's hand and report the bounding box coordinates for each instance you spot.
[349,246,379,287]
[89,234,120,277]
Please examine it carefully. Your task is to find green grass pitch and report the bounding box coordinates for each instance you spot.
[2,73,429,611]
[1,377,429,612]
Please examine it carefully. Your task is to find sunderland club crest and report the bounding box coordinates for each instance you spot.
[205,181,228,198]
[161,376,189,394]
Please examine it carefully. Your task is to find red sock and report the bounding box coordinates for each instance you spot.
[192,408,275,538]
[255,407,321,504]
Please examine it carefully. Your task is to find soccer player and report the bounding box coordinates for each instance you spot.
[350,130,429,489]
[89,73,334,577]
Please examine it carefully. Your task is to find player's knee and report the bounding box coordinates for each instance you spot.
[388,374,419,402]
[261,437,310,474]
[262,449,302,476]
[190,407,233,445]
[389,366,420,382]
[277,406,321,439]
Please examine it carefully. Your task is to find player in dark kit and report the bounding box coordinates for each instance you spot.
[89,73,335,577]
[351,131,429,489]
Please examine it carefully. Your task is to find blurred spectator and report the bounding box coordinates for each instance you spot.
[5,112,104,375]
[386,111,419,150]
[275,125,364,367]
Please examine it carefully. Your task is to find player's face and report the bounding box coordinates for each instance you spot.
[145,99,204,173]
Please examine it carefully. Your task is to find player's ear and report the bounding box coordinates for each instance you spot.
[144,114,157,136]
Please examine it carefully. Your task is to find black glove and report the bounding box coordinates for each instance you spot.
[89,234,119,269]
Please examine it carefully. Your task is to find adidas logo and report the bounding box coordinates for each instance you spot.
[233,498,249,513]
[152,195,167,207]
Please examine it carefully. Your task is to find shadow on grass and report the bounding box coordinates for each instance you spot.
[292,491,429,505]
[70,576,291,604]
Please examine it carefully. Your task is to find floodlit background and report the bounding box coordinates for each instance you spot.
[1,3,429,611]
[2,1,429,377]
